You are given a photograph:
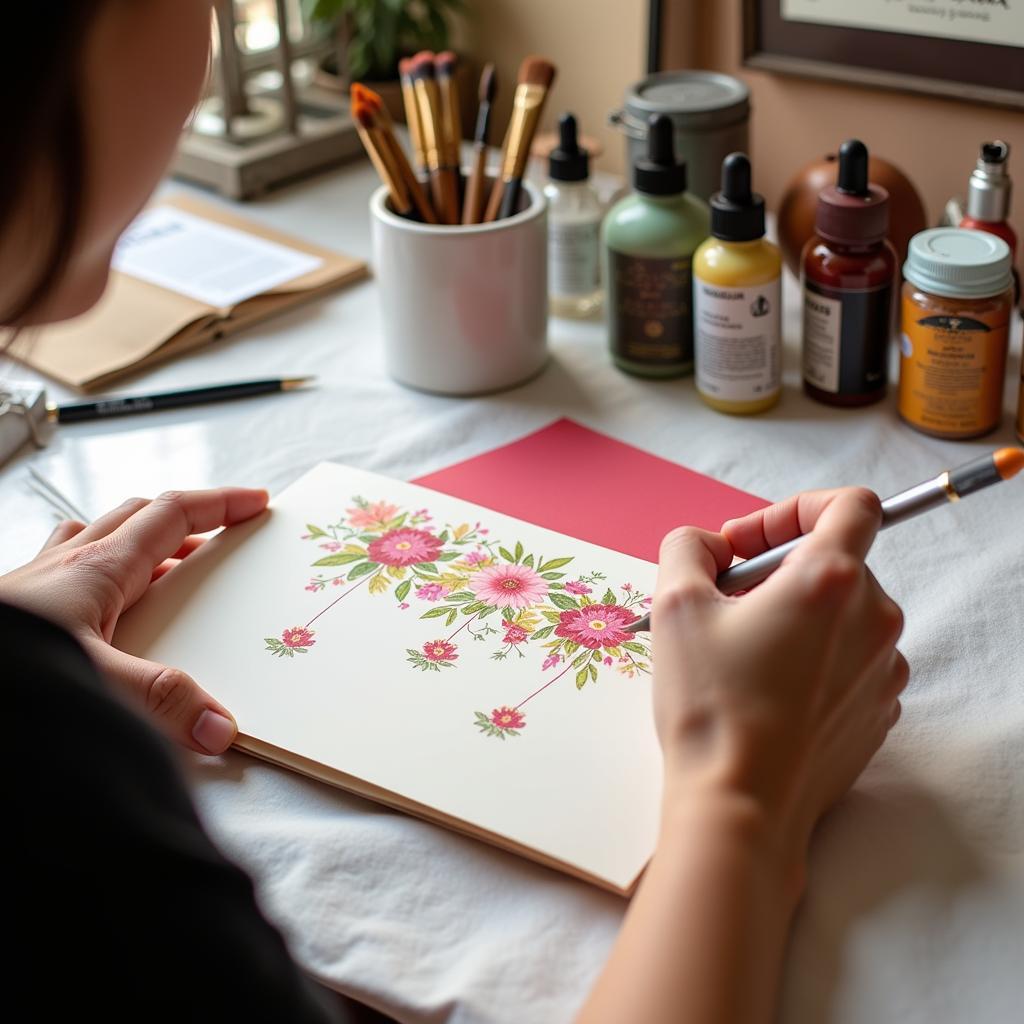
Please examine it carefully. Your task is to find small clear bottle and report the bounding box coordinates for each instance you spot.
[544,113,603,318]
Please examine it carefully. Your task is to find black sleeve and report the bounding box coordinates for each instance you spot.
[7,603,344,1022]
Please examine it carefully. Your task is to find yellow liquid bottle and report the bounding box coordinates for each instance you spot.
[693,153,782,415]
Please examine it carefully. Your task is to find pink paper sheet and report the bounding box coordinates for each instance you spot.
[414,419,768,564]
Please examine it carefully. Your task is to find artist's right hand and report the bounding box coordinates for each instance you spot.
[0,487,268,755]
[651,487,907,895]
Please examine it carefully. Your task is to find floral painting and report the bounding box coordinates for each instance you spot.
[264,496,653,738]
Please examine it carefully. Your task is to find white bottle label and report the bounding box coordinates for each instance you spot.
[801,287,842,393]
[694,277,781,402]
[548,219,600,297]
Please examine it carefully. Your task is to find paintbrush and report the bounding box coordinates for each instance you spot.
[351,97,415,219]
[484,56,557,222]
[435,51,463,188]
[354,83,438,224]
[398,57,427,175]
[462,62,496,224]
[410,52,460,224]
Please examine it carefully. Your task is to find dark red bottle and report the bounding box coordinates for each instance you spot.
[801,139,897,407]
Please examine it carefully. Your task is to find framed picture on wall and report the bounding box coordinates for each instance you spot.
[742,0,1024,109]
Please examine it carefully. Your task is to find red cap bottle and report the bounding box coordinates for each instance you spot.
[801,139,897,407]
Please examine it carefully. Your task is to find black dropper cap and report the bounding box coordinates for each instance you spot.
[549,113,589,182]
[710,152,764,241]
[634,113,686,196]
[836,138,870,196]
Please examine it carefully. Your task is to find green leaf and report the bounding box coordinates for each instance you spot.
[602,588,617,605]
[522,554,535,568]
[414,562,438,574]
[311,552,365,567]
[622,641,647,655]
[395,580,411,601]
[592,650,602,661]
[347,561,378,580]
[542,610,563,624]
[531,625,555,640]
[438,530,450,543]
[514,541,524,563]
[575,668,589,690]
[462,601,487,615]
[478,605,498,619]
[589,663,599,682]
[445,591,475,603]
[549,592,579,611]
[541,572,565,580]
[436,551,460,561]
[305,523,328,538]
[538,557,573,572]
[563,640,580,655]
[572,650,591,668]
[446,608,458,627]
[421,606,451,619]
[384,512,408,530]
[502,606,515,620]
[499,546,515,563]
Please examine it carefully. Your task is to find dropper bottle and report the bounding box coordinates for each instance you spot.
[801,138,897,407]
[960,141,1016,260]
[544,113,603,318]
[602,113,709,377]
[694,152,782,414]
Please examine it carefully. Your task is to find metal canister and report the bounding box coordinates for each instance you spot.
[609,71,750,202]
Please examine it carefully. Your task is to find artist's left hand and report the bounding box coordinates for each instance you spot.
[0,487,268,754]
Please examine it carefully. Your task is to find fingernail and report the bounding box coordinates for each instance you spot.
[193,709,236,754]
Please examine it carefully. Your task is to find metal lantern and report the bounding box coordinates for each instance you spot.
[173,0,361,199]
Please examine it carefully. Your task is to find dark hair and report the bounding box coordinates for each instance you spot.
[1,3,108,324]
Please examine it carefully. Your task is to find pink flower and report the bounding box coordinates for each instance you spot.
[501,619,529,645]
[622,583,633,592]
[347,501,400,529]
[319,541,342,552]
[472,563,548,609]
[416,583,449,602]
[490,706,525,730]
[465,550,491,566]
[603,656,613,666]
[399,602,410,610]
[641,597,653,607]
[281,626,316,649]
[554,603,638,650]
[367,528,443,567]
[565,580,592,596]
[332,577,345,586]
[542,654,562,671]
[423,639,458,662]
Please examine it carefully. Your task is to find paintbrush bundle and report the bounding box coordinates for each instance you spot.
[353,52,556,228]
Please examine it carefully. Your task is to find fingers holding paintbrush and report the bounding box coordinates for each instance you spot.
[484,57,557,222]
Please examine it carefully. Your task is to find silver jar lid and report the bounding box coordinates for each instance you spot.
[624,71,749,131]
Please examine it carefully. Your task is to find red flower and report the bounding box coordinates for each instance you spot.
[501,619,529,645]
[423,639,459,662]
[367,527,443,567]
[554,603,638,650]
[490,706,526,730]
[281,626,316,648]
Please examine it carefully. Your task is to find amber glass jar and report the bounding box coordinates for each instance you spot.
[899,228,1013,440]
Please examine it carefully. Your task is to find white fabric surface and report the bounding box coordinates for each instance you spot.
[2,161,1022,1023]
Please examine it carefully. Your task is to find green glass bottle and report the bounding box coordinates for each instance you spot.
[602,113,710,377]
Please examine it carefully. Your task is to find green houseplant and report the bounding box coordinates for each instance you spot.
[304,0,466,82]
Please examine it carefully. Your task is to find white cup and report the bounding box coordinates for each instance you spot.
[370,179,549,395]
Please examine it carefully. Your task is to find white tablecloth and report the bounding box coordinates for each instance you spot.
[2,160,1022,1023]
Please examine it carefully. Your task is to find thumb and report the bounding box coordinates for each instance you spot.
[85,641,237,755]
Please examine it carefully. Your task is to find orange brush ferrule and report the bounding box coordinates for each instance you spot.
[994,447,1024,480]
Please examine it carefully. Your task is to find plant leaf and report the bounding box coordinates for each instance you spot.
[575,668,589,690]
[531,624,555,640]
[522,554,535,568]
[589,663,598,682]
[368,573,390,595]
[348,561,379,580]
[414,562,438,574]
[395,580,412,601]
[602,588,617,605]
[549,592,579,611]
[305,523,328,538]
[538,557,573,572]
[514,541,524,563]
[311,552,365,567]
[498,547,515,563]
[622,641,647,654]
[420,606,451,619]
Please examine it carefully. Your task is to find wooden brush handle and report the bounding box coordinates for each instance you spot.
[462,144,488,224]
[430,168,461,224]
[483,177,506,223]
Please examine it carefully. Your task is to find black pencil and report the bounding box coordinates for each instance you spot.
[47,377,314,423]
